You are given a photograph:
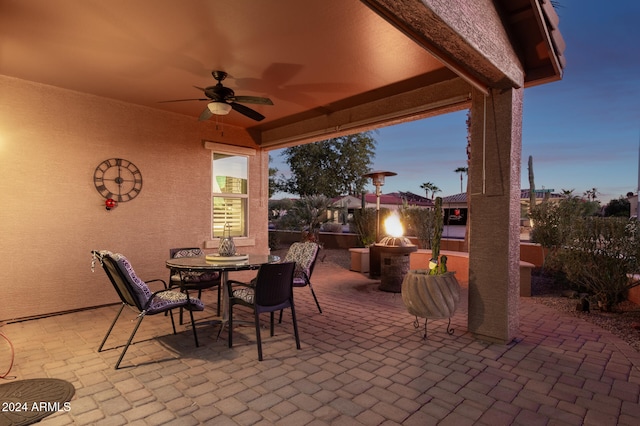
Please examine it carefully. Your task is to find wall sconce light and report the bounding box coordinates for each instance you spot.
[208,101,232,115]
[105,198,117,211]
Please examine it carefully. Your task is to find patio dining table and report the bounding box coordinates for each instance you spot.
[166,254,280,337]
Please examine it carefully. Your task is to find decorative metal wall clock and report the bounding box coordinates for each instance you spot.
[93,158,143,202]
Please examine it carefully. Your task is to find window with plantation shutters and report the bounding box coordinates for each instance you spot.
[212,153,248,238]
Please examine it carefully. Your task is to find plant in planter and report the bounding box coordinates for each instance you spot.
[401,197,461,338]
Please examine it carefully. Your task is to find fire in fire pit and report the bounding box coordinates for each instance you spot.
[378,214,413,247]
[376,214,416,292]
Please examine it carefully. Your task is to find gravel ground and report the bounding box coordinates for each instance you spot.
[275,245,640,353]
[529,270,640,353]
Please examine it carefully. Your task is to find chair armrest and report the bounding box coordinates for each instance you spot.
[143,288,174,310]
[143,286,200,311]
[146,278,168,290]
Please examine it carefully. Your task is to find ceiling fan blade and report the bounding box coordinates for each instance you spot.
[234,95,273,106]
[198,107,213,121]
[230,102,265,121]
[159,98,208,103]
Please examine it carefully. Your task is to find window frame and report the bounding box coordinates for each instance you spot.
[205,142,256,247]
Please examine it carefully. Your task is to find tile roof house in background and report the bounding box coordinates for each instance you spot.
[330,191,433,222]
[333,191,434,210]
[442,189,564,209]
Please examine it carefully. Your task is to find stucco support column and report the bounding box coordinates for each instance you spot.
[467,86,523,344]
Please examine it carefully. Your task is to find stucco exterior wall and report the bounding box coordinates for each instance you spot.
[0,75,269,321]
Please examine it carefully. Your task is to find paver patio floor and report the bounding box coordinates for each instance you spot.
[2,258,639,425]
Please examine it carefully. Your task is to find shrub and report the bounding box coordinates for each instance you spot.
[321,222,343,233]
[268,232,280,251]
[556,217,640,311]
[400,205,435,249]
[352,208,377,247]
[530,196,601,267]
[288,195,332,242]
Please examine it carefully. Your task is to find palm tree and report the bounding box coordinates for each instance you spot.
[454,167,468,193]
[420,182,441,200]
[584,188,598,202]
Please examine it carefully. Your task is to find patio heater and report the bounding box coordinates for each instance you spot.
[363,170,396,278]
[363,170,397,241]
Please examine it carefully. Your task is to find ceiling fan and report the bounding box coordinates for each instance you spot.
[160,71,273,121]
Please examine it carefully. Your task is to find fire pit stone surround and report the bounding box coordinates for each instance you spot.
[375,217,417,292]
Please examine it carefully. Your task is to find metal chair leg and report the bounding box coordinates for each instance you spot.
[308,283,322,313]
[278,282,322,324]
[187,307,199,347]
[168,308,177,334]
[114,313,146,369]
[99,303,125,352]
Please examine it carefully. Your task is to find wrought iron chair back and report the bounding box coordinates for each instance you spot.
[283,242,322,314]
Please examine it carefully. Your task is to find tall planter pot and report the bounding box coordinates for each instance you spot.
[401,269,460,338]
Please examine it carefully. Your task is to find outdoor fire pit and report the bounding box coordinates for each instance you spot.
[376,214,416,292]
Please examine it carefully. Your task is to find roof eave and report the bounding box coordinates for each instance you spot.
[526,0,565,85]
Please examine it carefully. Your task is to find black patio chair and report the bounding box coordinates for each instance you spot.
[227,261,300,361]
[92,250,204,369]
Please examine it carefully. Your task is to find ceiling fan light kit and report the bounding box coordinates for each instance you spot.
[208,102,232,115]
[160,70,272,121]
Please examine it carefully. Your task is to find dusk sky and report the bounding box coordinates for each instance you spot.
[272,0,640,204]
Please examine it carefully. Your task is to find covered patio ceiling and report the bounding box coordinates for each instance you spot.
[0,0,563,148]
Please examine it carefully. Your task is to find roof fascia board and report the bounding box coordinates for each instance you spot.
[259,78,471,149]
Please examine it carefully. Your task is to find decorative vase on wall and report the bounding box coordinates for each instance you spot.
[218,224,236,257]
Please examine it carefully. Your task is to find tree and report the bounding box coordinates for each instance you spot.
[603,196,631,217]
[268,198,293,222]
[280,132,376,197]
[420,181,441,200]
[584,187,599,202]
[454,167,468,193]
[268,155,280,198]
